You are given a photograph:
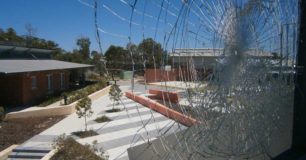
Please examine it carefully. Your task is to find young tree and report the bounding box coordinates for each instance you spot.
[109,84,123,109]
[75,96,93,131]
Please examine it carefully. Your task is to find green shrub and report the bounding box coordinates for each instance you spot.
[51,134,106,160]
[39,97,62,107]
[65,80,107,105]
[38,79,107,107]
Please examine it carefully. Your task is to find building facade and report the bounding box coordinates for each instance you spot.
[0,70,70,106]
[0,45,93,106]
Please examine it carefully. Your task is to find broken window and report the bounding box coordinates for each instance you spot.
[79,0,299,159]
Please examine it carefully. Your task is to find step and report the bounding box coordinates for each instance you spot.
[12,147,51,153]
[8,153,45,159]
[7,158,42,160]
[8,147,51,159]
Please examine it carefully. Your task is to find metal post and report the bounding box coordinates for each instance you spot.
[280,25,283,77]
[292,0,306,152]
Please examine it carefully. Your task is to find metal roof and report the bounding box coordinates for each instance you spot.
[0,45,54,60]
[0,45,54,54]
[170,48,272,57]
[0,60,93,74]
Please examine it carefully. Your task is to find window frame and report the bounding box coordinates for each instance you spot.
[47,74,53,93]
[31,76,37,90]
[60,72,65,90]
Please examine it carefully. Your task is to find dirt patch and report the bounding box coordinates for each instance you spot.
[0,116,65,151]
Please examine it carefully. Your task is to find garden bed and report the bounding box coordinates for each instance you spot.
[94,116,111,123]
[72,130,99,138]
[38,80,107,107]
[51,136,104,160]
[0,116,65,152]
[105,108,122,113]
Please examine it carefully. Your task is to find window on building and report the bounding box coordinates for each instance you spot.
[60,73,65,89]
[47,74,53,92]
[31,76,37,90]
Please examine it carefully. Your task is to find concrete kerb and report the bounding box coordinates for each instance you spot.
[41,149,57,160]
[125,91,197,127]
[4,85,111,121]
[0,144,18,160]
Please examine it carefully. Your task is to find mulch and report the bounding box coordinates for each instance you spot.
[0,116,65,151]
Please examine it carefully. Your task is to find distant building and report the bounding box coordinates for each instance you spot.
[0,45,93,106]
[170,48,273,70]
[167,48,275,80]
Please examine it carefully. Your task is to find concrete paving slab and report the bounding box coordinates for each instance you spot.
[17,84,187,160]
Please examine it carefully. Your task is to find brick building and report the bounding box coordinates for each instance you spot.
[0,45,93,106]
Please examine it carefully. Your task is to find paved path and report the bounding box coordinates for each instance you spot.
[17,84,186,160]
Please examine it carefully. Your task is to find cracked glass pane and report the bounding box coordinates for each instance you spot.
[79,0,298,159]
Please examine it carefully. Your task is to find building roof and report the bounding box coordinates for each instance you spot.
[0,60,93,74]
[0,45,53,59]
[170,48,272,57]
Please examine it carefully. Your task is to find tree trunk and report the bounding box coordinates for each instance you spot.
[84,115,87,131]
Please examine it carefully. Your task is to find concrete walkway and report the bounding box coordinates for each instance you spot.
[17,85,187,160]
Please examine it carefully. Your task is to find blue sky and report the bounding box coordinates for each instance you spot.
[0,0,185,52]
[0,0,99,51]
[1,0,294,53]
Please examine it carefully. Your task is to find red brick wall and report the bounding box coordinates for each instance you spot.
[144,69,178,83]
[148,89,180,104]
[0,70,70,106]
[125,91,197,127]
[144,67,198,83]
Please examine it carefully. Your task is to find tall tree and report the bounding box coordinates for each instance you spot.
[104,45,128,69]
[138,38,164,68]
[126,42,137,64]
[0,28,5,41]
[76,37,91,59]
[25,23,37,47]
[91,51,105,76]
[5,28,24,42]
